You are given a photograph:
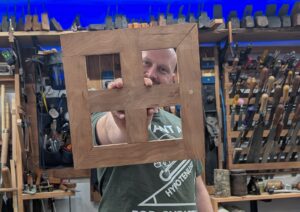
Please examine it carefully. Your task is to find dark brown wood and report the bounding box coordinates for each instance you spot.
[61,24,204,169]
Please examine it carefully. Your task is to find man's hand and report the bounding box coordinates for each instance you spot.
[96,77,157,145]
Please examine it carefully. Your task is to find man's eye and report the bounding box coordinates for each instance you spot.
[158,67,168,74]
[143,61,151,66]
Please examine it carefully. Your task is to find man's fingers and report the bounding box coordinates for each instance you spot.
[108,78,123,89]
[112,111,125,120]
[144,78,153,87]
[109,78,152,89]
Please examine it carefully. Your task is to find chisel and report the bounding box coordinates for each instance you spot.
[177,5,186,24]
[24,0,32,31]
[247,93,269,163]
[283,75,300,127]
[231,94,239,130]
[279,4,291,27]
[254,67,269,110]
[267,85,282,127]
[242,5,254,28]
[235,106,256,148]
[261,104,284,163]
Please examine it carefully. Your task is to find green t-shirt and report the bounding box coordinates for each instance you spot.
[92,110,202,212]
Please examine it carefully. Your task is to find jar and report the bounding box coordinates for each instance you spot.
[230,169,247,196]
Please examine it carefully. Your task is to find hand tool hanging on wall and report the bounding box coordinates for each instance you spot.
[280,105,300,162]
[228,11,240,29]
[266,4,281,28]
[149,5,158,26]
[284,105,300,162]
[283,75,300,127]
[41,1,50,31]
[177,5,185,24]
[114,4,127,29]
[50,18,63,31]
[246,77,257,106]
[230,94,239,130]
[242,5,255,28]
[198,11,210,29]
[32,8,41,31]
[1,4,9,32]
[279,4,291,27]
[10,5,17,31]
[266,76,275,96]
[230,58,240,96]
[16,7,25,31]
[234,106,256,148]
[213,4,225,29]
[267,85,282,127]
[104,7,114,30]
[253,67,269,110]
[24,0,32,31]
[236,98,245,130]
[255,11,268,28]
[158,7,167,26]
[261,104,284,163]
[247,93,269,163]
[188,4,196,23]
[269,121,284,162]
[166,3,175,25]
[292,2,300,27]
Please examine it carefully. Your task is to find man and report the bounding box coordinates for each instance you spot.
[92,48,213,212]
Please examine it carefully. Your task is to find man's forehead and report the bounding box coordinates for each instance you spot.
[142,49,176,57]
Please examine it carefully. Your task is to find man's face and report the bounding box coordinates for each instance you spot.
[142,49,177,85]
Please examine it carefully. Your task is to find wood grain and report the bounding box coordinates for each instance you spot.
[62,24,205,168]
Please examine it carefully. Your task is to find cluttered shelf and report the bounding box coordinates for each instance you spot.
[210,193,300,212]
[0,76,15,82]
[0,27,300,47]
[211,192,300,203]
[22,189,75,200]
[200,27,300,43]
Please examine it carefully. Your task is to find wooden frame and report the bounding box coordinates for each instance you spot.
[60,24,205,169]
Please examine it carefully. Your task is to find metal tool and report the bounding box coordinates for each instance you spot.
[266,4,281,28]
[253,67,269,110]
[255,11,268,27]
[247,93,269,163]
[279,4,291,27]
[261,104,284,163]
[284,105,300,162]
[235,106,256,148]
[242,5,254,28]
[231,94,239,130]
[177,5,185,24]
[166,4,175,25]
[24,0,32,31]
[283,75,300,127]
[267,85,282,127]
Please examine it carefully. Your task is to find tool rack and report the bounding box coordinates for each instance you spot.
[224,54,300,171]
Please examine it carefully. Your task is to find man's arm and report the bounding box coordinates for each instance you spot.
[196,176,213,212]
[96,112,127,145]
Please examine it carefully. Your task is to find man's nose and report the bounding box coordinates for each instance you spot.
[144,66,157,79]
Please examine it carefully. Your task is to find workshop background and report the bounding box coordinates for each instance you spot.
[1,0,300,211]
